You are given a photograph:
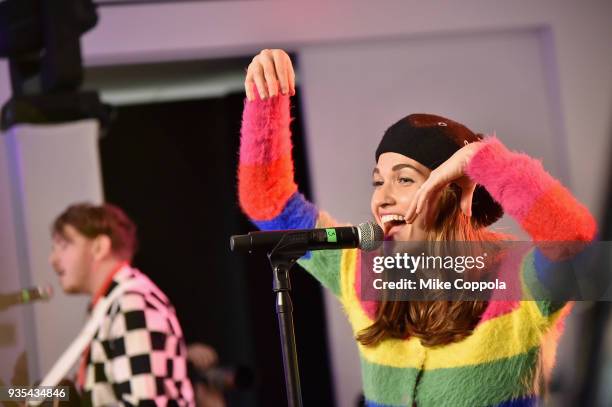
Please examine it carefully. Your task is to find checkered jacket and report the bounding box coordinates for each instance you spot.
[82,266,194,406]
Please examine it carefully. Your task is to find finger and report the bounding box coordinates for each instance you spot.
[259,50,279,98]
[287,56,296,95]
[244,65,254,101]
[460,182,477,217]
[417,203,430,230]
[423,187,444,228]
[249,57,268,99]
[409,184,429,224]
[414,171,442,217]
[287,66,296,96]
[251,63,268,100]
[272,51,289,95]
[244,81,253,101]
[244,68,254,101]
[405,187,422,224]
[415,183,433,220]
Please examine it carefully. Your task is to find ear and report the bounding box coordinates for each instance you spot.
[92,235,113,261]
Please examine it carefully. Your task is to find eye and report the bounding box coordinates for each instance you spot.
[398,177,414,184]
[372,180,383,187]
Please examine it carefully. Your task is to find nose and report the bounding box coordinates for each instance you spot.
[49,250,58,268]
[375,182,396,209]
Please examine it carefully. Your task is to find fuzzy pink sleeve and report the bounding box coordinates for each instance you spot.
[238,93,298,221]
[466,137,597,243]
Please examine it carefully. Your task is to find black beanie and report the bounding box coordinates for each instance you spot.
[375,113,503,227]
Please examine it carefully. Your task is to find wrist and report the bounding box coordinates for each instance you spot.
[461,141,485,169]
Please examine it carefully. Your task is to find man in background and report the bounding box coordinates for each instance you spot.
[49,203,194,406]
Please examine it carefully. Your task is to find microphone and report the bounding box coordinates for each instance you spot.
[230,222,383,254]
[0,285,53,311]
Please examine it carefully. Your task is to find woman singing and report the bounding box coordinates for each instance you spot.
[237,49,596,407]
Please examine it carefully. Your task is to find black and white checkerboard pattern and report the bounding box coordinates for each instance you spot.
[83,268,194,406]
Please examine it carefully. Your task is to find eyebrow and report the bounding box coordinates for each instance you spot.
[52,232,72,243]
[372,163,424,176]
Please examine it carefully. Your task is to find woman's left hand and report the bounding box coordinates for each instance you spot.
[405,141,484,226]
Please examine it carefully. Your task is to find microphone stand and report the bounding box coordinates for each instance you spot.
[267,232,308,407]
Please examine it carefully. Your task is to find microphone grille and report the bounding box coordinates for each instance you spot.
[357,222,384,251]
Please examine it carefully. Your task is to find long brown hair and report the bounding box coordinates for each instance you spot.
[357,184,509,347]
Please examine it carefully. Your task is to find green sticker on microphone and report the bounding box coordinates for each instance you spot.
[325,229,337,242]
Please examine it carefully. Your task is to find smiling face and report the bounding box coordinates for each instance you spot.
[49,225,96,294]
[371,152,431,241]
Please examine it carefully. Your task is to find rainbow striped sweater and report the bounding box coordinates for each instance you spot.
[237,93,597,407]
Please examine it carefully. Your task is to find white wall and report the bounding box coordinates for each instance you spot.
[0,61,33,384]
[0,1,610,404]
[0,91,30,383]
[0,121,103,382]
[76,0,611,218]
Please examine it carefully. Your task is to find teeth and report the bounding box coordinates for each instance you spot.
[381,214,406,225]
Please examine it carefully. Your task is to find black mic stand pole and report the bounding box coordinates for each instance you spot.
[267,233,308,407]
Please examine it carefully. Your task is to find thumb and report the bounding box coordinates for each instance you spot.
[460,181,477,217]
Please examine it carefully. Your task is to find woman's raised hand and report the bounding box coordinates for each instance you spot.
[404,141,485,226]
[245,49,296,101]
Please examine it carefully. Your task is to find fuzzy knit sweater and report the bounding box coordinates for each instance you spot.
[237,93,597,407]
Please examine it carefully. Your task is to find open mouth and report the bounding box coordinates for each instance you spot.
[380,214,407,237]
